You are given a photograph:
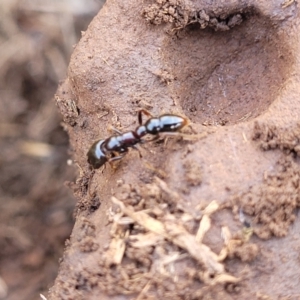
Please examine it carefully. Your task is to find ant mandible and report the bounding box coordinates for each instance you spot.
[87,109,188,169]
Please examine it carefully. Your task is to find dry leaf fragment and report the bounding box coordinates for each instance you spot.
[211,273,240,285]
[196,214,211,243]
[129,232,163,248]
[105,236,126,265]
[281,0,294,8]
[203,200,219,215]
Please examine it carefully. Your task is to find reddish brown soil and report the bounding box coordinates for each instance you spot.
[50,0,300,299]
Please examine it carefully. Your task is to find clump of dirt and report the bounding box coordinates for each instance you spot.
[143,0,248,31]
[253,121,300,155]
[228,242,259,262]
[236,156,300,239]
[55,93,79,127]
[219,225,259,262]
[183,159,202,186]
[231,123,300,239]
[76,217,99,252]
[67,169,101,216]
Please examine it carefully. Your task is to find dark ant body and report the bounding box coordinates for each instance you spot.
[87,109,188,169]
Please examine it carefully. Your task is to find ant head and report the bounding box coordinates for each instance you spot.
[159,115,188,132]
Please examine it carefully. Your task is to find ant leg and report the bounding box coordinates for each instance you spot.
[109,149,127,161]
[108,126,122,135]
[132,145,143,158]
[138,109,153,125]
[159,131,204,140]
[109,154,125,162]
[108,154,125,169]
[160,132,181,137]
[140,134,160,144]
[108,150,128,168]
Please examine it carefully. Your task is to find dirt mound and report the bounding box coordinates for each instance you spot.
[50,0,300,299]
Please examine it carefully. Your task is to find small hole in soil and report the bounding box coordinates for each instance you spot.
[164,14,293,125]
[89,196,100,213]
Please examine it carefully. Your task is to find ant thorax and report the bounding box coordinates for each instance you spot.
[106,131,140,152]
[117,131,140,147]
[105,136,121,151]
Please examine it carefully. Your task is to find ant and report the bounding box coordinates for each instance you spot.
[87,109,188,169]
